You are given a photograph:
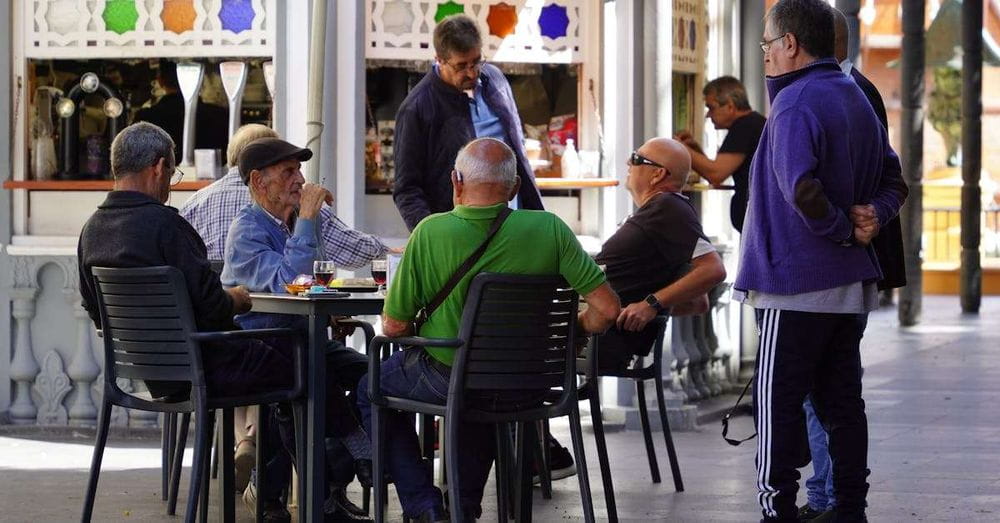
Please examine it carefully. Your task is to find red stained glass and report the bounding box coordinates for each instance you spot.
[487,3,518,38]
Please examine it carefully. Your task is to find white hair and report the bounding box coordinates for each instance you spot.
[454,138,516,189]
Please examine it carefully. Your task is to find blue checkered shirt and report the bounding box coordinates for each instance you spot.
[179,168,389,268]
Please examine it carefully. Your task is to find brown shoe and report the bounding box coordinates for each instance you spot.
[234,439,256,493]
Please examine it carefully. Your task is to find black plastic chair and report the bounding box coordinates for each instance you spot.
[82,266,306,523]
[570,315,684,522]
[367,273,596,523]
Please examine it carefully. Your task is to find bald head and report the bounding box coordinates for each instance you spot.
[833,7,849,63]
[641,137,691,190]
[454,138,517,190]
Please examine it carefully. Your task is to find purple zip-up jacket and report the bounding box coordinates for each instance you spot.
[735,59,908,295]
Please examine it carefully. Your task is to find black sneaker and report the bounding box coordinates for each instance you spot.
[323,487,372,522]
[532,436,577,484]
[797,504,829,522]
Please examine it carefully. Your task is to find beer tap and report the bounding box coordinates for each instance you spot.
[219,61,248,139]
[175,62,204,167]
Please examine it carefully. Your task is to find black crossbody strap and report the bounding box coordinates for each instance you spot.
[416,207,513,326]
[721,376,757,446]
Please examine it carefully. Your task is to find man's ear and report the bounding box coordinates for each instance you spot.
[451,169,464,199]
[785,32,799,57]
[249,169,263,191]
[508,176,522,201]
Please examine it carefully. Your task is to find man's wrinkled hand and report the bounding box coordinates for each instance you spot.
[226,285,252,314]
[616,301,657,332]
[849,204,877,228]
[853,223,878,246]
[299,183,333,220]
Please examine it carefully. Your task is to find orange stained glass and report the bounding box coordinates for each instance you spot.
[487,3,518,38]
[162,0,197,34]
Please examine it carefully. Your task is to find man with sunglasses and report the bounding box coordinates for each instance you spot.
[392,14,544,232]
[592,138,727,373]
[735,1,907,521]
[675,76,765,232]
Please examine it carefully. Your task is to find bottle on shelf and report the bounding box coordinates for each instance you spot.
[560,138,579,179]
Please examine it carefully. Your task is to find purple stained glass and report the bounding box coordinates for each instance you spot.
[538,4,569,40]
[220,0,255,34]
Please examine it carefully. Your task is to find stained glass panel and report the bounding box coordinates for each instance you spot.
[220,0,255,34]
[434,1,465,23]
[486,3,517,38]
[538,3,569,39]
[162,0,197,34]
[102,0,138,35]
[382,1,415,36]
[46,0,81,36]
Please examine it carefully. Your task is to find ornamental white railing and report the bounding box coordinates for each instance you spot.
[25,0,276,59]
[366,0,587,63]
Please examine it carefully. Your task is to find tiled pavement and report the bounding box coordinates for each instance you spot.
[1,295,998,522]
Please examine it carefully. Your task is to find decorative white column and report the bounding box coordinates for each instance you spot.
[65,284,99,426]
[9,286,39,424]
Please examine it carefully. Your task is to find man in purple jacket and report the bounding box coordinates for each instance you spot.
[735,1,908,521]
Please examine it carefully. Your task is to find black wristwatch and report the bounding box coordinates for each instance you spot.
[644,294,667,313]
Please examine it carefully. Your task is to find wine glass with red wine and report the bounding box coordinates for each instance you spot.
[371,258,388,294]
[313,260,336,287]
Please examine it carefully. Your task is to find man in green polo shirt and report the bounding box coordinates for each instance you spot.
[357,138,620,522]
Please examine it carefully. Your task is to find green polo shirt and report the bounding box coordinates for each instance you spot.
[384,203,606,365]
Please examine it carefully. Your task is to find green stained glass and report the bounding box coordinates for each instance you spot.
[434,1,465,23]
[103,0,138,35]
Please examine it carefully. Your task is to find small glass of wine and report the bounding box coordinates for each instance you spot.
[371,258,388,294]
[313,260,336,287]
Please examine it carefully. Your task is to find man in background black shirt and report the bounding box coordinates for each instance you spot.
[676,76,766,232]
[593,137,727,372]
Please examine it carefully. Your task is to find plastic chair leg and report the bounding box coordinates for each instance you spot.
[292,403,308,523]
[588,386,618,522]
[168,412,191,516]
[445,414,465,523]
[513,421,533,523]
[162,413,174,501]
[494,423,511,521]
[199,411,216,523]
[372,405,387,523]
[186,407,211,523]
[535,420,552,500]
[568,407,596,523]
[81,399,112,522]
[219,408,236,523]
[635,380,661,483]
[256,405,270,523]
[655,375,684,492]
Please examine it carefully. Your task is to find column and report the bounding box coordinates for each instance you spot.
[960,0,983,313]
[65,291,100,426]
[9,287,39,424]
[898,0,926,326]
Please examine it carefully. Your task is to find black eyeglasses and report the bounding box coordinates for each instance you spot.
[170,165,186,186]
[629,151,665,169]
[759,33,787,53]
[441,57,485,74]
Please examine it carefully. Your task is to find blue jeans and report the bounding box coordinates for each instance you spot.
[803,395,834,511]
[357,348,496,519]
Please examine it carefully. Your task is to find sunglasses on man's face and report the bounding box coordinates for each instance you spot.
[629,151,665,169]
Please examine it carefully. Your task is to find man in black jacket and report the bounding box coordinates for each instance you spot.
[392,14,543,230]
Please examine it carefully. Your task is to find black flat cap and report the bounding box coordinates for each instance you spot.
[238,137,313,184]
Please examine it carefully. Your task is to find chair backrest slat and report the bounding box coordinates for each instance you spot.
[453,273,579,395]
[92,266,199,387]
[106,317,184,330]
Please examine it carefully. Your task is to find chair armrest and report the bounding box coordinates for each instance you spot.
[189,327,301,342]
[366,335,463,407]
[333,318,376,348]
[189,327,307,398]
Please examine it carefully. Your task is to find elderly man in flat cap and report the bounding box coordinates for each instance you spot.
[222,137,373,523]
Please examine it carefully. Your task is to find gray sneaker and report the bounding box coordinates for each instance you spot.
[242,475,291,523]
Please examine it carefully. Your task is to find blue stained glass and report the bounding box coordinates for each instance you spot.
[538,4,569,40]
[220,0,254,34]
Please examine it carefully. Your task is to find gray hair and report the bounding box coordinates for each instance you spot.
[110,122,175,179]
[433,14,482,60]
[454,138,516,189]
[704,76,751,111]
